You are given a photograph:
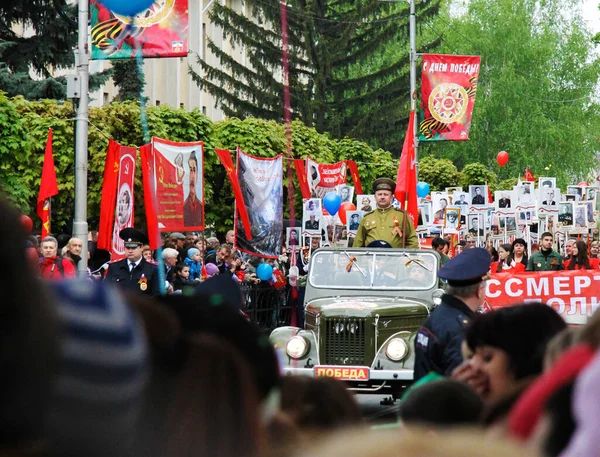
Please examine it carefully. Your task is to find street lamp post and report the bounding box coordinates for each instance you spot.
[74,0,90,271]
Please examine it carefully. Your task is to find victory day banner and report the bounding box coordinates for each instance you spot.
[235,150,283,259]
[420,54,481,141]
[485,271,600,325]
[90,0,189,60]
[306,158,347,199]
[143,137,204,235]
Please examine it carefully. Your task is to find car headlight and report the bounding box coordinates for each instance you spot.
[286,336,309,359]
[432,288,444,306]
[385,338,408,362]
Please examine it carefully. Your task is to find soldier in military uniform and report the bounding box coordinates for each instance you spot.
[413,248,491,381]
[353,178,418,249]
[105,228,160,296]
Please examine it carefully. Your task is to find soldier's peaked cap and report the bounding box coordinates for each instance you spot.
[367,240,392,248]
[119,228,149,247]
[372,178,395,193]
[438,247,491,286]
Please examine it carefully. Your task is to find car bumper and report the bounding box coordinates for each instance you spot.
[281,366,414,381]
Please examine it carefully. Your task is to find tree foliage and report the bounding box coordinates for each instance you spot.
[417,155,460,191]
[0,95,394,237]
[112,60,146,102]
[191,0,442,153]
[419,0,600,188]
[0,0,111,100]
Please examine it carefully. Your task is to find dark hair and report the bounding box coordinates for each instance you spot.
[188,150,198,167]
[399,379,483,426]
[496,244,514,272]
[466,304,566,380]
[568,240,591,270]
[431,238,447,250]
[488,246,499,262]
[175,262,189,274]
[541,231,553,240]
[511,238,527,252]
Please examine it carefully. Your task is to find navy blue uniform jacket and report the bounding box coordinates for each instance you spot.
[105,258,160,296]
[413,294,475,381]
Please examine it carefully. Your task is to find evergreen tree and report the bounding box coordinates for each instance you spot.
[112,60,146,102]
[0,0,111,100]
[190,0,441,153]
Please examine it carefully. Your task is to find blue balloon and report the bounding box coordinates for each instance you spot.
[323,192,342,215]
[416,182,430,198]
[256,263,273,281]
[99,0,155,17]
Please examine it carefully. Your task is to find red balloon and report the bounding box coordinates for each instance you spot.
[338,202,357,225]
[20,215,33,233]
[497,151,509,167]
[578,181,590,187]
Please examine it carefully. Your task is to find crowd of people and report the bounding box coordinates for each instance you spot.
[7,173,600,457]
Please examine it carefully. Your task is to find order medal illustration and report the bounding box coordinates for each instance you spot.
[139,274,148,291]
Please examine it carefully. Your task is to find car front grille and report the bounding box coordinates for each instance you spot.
[323,317,367,365]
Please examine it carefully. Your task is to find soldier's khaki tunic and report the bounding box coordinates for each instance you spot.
[354,206,418,248]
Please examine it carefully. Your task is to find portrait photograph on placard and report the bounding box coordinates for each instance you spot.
[418,201,432,227]
[581,200,595,224]
[467,214,484,236]
[303,211,321,232]
[538,177,556,189]
[446,187,462,204]
[495,190,513,209]
[584,186,597,202]
[304,198,321,212]
[515,182,534,205]
[432,192,449,224]
[567,186,583,201]
[517,209,535,225]
[452,190,469,208]
[347,211,363,233]
[444,207,461,230]
[558,202,574,227]
[286,227,300,248]
[304,235,321,249]
[505,216,517,232]
[357,194,375,213]
[574,204,587,228]
[539,187,559,207]
[564,194,577,202]
[338,185,354,204]
[469,185,487,205]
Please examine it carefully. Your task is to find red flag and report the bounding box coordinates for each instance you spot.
[140,143,161,250]
[524,168,535,182]
[215,148,253,240]
[394,111,419,227]
[97,140,120,250]
[294,159,311,198]
[347,160,363,195]
[37,128,58,238]
[487,182,494,203]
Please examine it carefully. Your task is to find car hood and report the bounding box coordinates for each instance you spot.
[306,296,430,318]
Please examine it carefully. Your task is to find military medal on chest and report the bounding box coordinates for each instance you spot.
[138,273,148,291]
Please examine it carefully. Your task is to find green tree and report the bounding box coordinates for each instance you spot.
[0,0,111,100]
[417,155,460,191]
[459,163,497,191]
[112,60,146,102]
[419,0,600,188]
[191,0,441,153]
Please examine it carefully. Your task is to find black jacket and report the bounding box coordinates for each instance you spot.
[105,257,160,296]
[414,294,476,381]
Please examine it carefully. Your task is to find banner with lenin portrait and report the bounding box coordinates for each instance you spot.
[142,137,204,239]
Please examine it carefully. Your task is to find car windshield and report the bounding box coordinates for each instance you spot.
[308,250,437,290]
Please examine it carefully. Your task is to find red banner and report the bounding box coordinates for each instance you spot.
[37,128,58,238]
[419,54,481,141]
[140,144,160,250]
[306,158,347,199]
[215,148,252,241]
[90,0,189,60]
[347,160,363,195]
[294,159,311,199]
[97,140,119,250]
[484,271,600,325]
[395,110,418,227]
[110,145,137,261]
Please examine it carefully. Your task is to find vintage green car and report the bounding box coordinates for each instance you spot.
[270,248,443,396]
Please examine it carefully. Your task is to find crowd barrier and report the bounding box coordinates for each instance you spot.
[240,283,295,332]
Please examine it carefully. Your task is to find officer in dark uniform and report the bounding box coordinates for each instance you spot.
[105,228,160,296]
[413,248,491,381]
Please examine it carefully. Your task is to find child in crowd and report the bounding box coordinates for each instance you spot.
[172,263,196,292]
[204,263,219,279]
[184,248,203,281]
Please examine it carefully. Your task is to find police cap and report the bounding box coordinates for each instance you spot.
[367,240,392,248]
[372,178,395,193]
[119,228,149,248]
[438,247,491,286]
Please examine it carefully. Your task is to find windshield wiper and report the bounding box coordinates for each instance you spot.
[400,253,433,272]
